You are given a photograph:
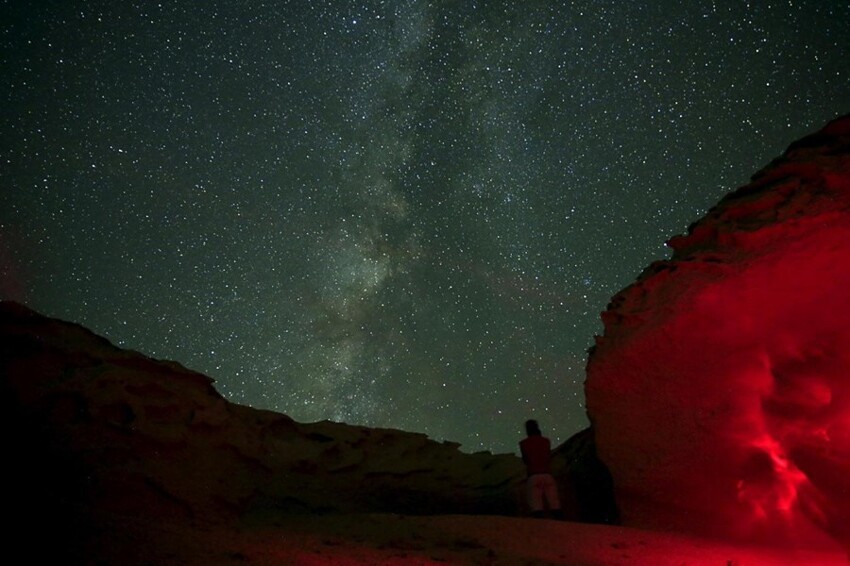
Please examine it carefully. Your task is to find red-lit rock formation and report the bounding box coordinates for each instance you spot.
[585,115,850,551]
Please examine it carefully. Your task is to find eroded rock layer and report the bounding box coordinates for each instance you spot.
[0,299,526,562]
[585,115,850,550]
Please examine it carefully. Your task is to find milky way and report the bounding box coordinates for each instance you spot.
[2,1,847,452]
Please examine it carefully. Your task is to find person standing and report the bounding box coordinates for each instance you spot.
[519,419,563,519]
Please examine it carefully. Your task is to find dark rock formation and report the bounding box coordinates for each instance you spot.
[0,300,529,561]
[585,114,850,551]
[551,427,619,525]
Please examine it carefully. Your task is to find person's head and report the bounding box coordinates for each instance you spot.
[525,419,541,436]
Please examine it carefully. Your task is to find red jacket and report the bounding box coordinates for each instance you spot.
[520,434,552,475]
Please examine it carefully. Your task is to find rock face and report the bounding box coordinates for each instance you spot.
[585,115,850,550]
[551,427,619,525]
[0,301,529,560]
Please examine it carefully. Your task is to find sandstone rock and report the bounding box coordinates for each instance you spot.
[0,300,528,561]
[585,114,850,551]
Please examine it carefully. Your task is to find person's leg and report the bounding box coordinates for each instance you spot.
[543,475,564,519]
[527,475,545,518]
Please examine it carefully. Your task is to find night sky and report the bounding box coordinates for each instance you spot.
[2,1,847,453]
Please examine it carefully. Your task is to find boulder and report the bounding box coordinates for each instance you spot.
[585,115,850,551]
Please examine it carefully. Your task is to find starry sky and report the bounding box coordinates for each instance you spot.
[1,1,847,453]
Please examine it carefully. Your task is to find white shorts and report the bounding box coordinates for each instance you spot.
[527,473,561,512]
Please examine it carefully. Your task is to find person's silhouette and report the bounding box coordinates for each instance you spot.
[519,419,563,519]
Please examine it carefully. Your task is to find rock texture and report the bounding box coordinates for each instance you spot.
[585,114,850,550]
[0,301,531,561]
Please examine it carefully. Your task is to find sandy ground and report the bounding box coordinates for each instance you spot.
[84,512,848,565]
